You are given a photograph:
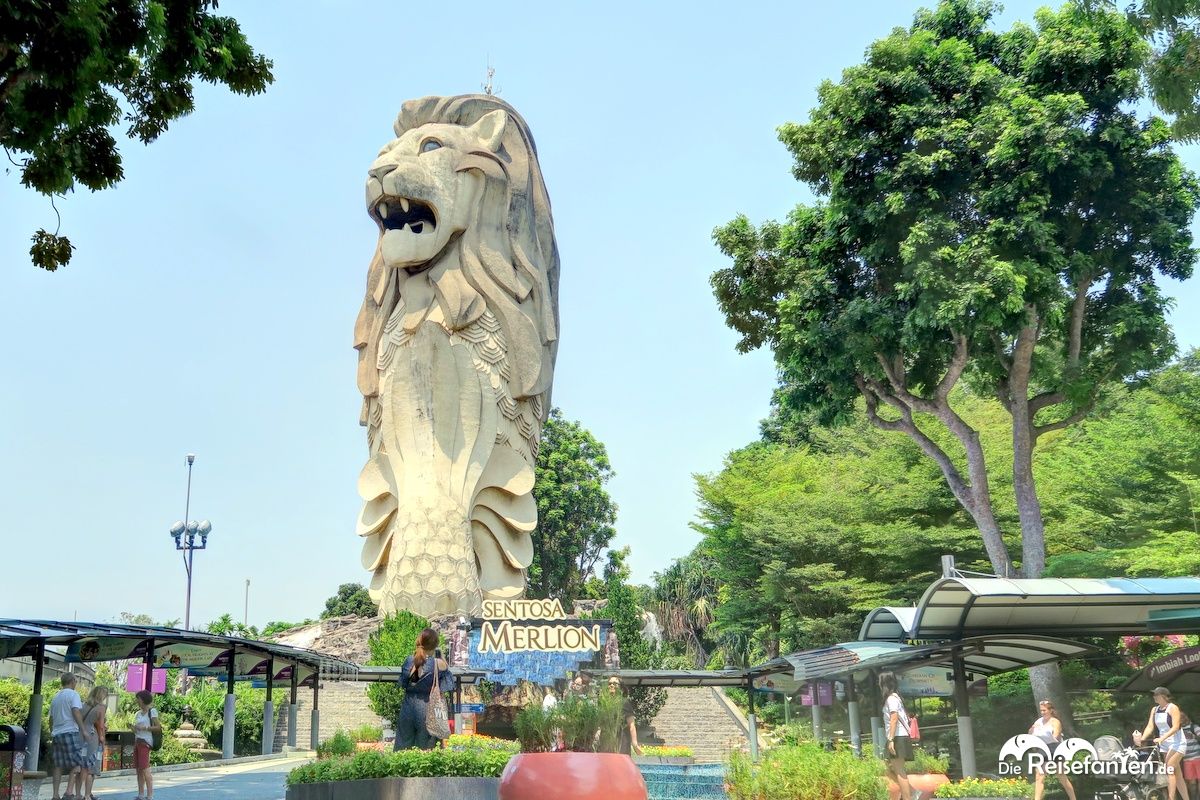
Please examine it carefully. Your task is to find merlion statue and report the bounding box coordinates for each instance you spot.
[353,95,559,617]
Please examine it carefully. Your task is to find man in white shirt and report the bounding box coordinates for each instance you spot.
[49,673,86,800]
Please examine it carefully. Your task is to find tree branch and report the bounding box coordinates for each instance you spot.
[874,352,940,414]
[1033,405,1093,439]
[936,335,969,401]
[858,377,977,514]
[991,332,1012,375]
[1067,278,1091,370]
[1029,391,1066,415]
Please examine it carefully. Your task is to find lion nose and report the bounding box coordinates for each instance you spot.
[369,163,398,181]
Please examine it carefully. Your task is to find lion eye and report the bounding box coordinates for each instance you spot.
[420,139,442,153]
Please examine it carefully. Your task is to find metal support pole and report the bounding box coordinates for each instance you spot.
[26,642,45,771]
[310,679,320,751]
[183,454,195,630]
[287,669,298,749]
[143,639,155,691]
[222,647,236,759]
[746,680,759,762]
[262,657,275,755]
[847,678,863,757]
[812,699,823,741]
[870,670,884,757]
[953,655,977,778]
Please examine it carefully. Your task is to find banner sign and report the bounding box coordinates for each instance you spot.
[66,638,151,663]
[899,667,955,697]
[125,665,167,693]
[1145,646,1200,683]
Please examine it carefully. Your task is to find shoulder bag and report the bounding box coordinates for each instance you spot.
[424,658,451,740]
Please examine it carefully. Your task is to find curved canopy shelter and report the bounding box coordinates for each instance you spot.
[859,577,1200,641]
[0,619,357,768]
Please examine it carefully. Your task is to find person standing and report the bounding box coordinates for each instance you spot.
[132,690,161,800]
[49,673,87,800]
[1135,687,1190,800]
[879,672,918,800]
[80,687,109,800]
[394,628,454,750]
[608,677,642,757]
[1029,700,1077,800]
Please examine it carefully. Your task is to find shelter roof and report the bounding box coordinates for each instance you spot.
[584,669,749,687]
[0,619,357,686]
[753,635,1094,683]
[859,577,1200,641]
[334,665,489,685]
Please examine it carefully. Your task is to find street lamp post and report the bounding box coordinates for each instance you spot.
[170,454,212,631]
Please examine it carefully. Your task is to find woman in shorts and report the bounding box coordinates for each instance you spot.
[132,690,161,800]
[880,672,917,800]
[1136,686,1190,800]
[80,686,109,800]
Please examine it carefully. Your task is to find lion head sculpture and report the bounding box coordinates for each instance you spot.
[353,95,559,616]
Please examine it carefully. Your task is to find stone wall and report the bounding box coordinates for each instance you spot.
[273,681,385,751]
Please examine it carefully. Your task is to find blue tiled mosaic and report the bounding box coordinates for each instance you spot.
[466,625,608,687]
[639,764,728,800]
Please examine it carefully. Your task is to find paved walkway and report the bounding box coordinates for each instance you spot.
[82,758,305,800]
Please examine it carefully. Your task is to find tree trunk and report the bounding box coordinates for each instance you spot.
[1011,399,1047,577]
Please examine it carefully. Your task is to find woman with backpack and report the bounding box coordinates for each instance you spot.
[132,690,161,800]
[880,672,919,800]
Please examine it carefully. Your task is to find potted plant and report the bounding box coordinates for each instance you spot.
[502,693,648,800]
[934,778,1033,800]
[884,747,952,800]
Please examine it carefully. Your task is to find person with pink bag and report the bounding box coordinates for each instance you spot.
[394,628,455,750]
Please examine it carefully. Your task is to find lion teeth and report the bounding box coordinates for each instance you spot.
[400,198,410,212]
[378,202,388,218]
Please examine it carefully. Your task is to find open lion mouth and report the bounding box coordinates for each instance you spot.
[373,196,437,234]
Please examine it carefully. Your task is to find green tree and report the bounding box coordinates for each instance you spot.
[604,548,666,724]
[529,408,618,604]
[321,583,378,619]
[364,611,430,723]
[203,613,258,639]
[711,0,1198,715]
[2,0,273,271]
[261,619,314,638]
[1081,1,1200,139]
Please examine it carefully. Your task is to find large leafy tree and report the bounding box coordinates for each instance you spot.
[711,0,1198,714]
[2,0,273,270]
[529,408,618,604]
[1081,1,1200,139]
[321,582,378,619]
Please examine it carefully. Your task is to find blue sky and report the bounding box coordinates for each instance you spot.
[3,1,1198,628]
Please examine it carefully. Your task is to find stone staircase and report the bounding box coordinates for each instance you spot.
[648,687,754,764]
[272,682,385,752]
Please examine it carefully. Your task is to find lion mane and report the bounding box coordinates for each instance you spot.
[353,95,560,615]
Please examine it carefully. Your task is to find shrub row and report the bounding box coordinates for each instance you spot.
[287,748,512,786]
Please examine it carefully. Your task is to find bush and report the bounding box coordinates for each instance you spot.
[446,734,519,753]
[513,704,555,753]
[286,748,512,785]
[349,724,383,743]
[151,734,203,766]
[318,729,356,759]
[185,681,271,755]
[935,778,1033,799]
[365,611,430,723]
[908,747,950,775]
[728,742,886,800]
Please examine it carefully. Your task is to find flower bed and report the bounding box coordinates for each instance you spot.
[935,778,1033,799]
